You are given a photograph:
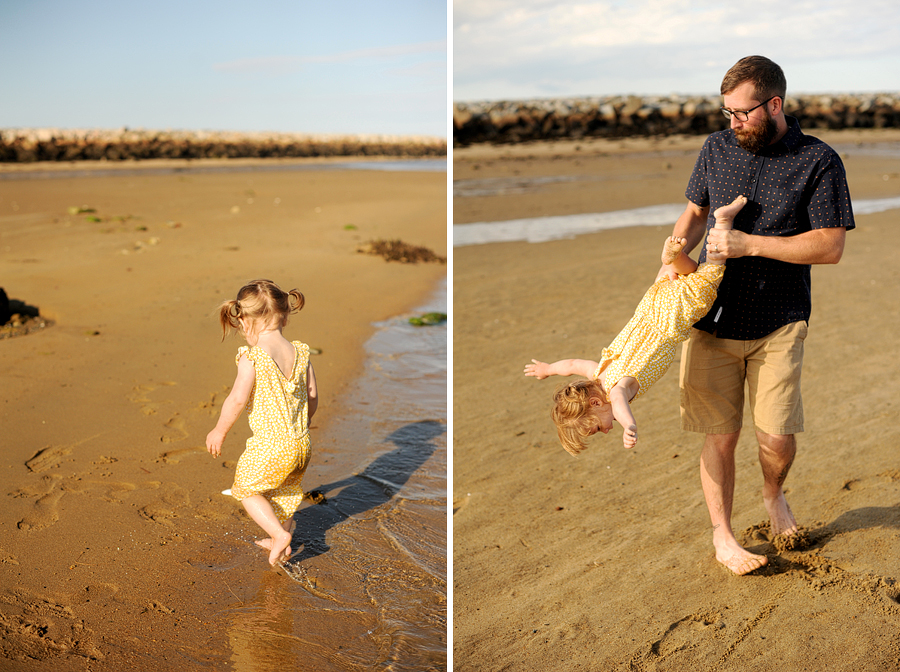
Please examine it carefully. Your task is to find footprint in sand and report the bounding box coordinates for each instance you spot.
[160,413,188,443]
[13,474,64,532]
[128,382,223,442]
[25,446,73,473]
[0,588,103,661]
[126,381,177,416]
[1,548,20,565]
[156,446,205,464]
[17,489,65,531]
[138,482,190,526]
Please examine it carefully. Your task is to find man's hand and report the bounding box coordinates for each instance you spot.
[706,228,750,260]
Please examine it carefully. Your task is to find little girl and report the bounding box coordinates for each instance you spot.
[206,279,318,566]
[525,195,747,456]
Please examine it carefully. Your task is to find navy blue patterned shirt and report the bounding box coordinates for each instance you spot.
[686,116,855,340]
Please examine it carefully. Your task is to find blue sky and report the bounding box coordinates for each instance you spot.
[0,0,447,137]
[454,0,900,102]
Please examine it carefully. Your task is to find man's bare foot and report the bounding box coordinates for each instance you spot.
[764,491,799,537]
[714,536,768,575]
[713,195,747,227]
[267,530,293,565]
[661,236,687,265]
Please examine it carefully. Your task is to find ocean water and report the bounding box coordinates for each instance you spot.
[453,196,900,247]
[224,279,447,672]
[0,157,446,181]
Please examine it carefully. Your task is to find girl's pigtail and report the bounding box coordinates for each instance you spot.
[218,299,242,340]
[288,289,305,314]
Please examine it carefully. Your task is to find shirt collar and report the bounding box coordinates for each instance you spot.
[725,115,804,156]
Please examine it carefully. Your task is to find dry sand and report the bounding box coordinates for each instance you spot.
[0,160,446,670]
[453,130,900,670]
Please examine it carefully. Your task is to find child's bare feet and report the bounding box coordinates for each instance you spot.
[267,530,293,565]
[661,236,687,265]
[713,195,747,228]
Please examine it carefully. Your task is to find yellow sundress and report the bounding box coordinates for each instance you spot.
[593,263,725,401]
[230,341,312,523]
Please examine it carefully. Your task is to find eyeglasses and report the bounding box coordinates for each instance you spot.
[720,96,777,122]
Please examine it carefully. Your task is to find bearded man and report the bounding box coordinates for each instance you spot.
[659,55,855,575]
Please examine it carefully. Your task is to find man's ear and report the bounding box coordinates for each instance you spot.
[771,95,784,116]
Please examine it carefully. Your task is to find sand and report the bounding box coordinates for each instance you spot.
[453,130,900,670]
[0,160,446,670]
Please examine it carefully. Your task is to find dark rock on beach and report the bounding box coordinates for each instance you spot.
[0,128,447,163]
[453,92,900,146]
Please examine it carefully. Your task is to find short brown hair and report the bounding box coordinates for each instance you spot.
[721,55,786,101]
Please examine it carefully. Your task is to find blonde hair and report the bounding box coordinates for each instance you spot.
[551,379,606,457]
[218,279,305,339]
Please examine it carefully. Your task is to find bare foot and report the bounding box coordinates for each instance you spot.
[764,491,798,537]
[713,195,747,228]
[714,536,768,575]
[267,530,293,565]
[661,236,687,265]
[255,538,274,551]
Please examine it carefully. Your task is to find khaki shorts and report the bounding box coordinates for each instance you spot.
[680,321,807,435]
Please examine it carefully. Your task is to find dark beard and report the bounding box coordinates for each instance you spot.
[734,113,777,153]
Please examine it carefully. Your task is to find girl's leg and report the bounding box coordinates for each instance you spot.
[253,517,294,551]
[661,236,697,273]
[713,195,746,230]
[242,495,293,565]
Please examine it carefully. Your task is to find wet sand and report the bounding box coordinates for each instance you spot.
[453,130,900,670]
[0,160,445,670]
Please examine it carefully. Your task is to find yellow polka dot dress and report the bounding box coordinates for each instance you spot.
[594,263,725,400]
[230,341,311,523]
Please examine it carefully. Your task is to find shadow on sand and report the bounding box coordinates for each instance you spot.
[286,419,445,564]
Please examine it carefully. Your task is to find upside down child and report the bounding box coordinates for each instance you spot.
[525,195,747,455]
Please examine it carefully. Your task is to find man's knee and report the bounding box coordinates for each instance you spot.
[756,431,796,458]
[704,431,741,455]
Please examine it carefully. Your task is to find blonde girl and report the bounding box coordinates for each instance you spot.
[525,195,746,456]
[206,279,318,565]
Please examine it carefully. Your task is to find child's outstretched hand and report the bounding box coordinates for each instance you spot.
[524,359,551,379]
[206,428,226,458]
[623,424,638,449]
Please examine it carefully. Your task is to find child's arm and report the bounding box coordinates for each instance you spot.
[206,354,255,457]
[524,358,599,380]
[608,377,639,449]
[307,362,318,421]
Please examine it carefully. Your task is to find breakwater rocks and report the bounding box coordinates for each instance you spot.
[0,129,447,163]
[453,93,900,145]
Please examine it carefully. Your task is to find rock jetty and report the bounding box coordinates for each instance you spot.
[453,93,900,146]
[0,128,446,163]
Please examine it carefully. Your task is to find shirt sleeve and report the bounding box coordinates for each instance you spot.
[807,151,855,231]
[685,137,711,208]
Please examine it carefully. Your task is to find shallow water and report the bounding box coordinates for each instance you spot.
[453,197,900,246]
[222,279,447,671]
[0,157,446,180]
